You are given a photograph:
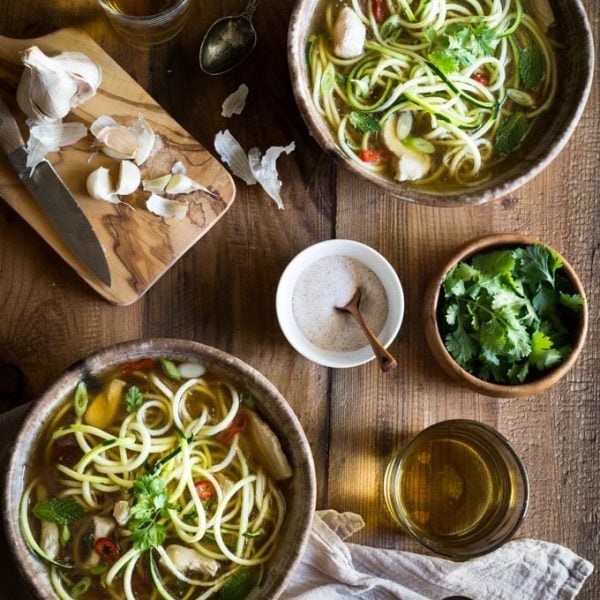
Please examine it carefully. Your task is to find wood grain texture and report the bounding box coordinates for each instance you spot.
[0,0,598,598]
[0,28,236,305]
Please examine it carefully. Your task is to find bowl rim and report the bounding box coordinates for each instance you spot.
[2,338,316,600]
[276,239,404,368]
[422,233,589,398]
[287,0,595,207]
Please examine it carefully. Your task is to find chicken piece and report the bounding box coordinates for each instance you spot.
[112,500,130,526]
[40,521,60,560]
[382,116,431,182]
[93,515,116,539]
[332,7,366,59]
[162,545,219,576]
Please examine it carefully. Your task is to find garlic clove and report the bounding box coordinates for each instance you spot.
[96,126,139,160]
[87,166,119,203]
[164,174,200,195]
[90,115,119,138]
[146,193,188,220]
[142,174,171,193]
[115,160,141,196]
[131,114,156,166]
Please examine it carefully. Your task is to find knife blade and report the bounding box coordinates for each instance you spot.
[0,98,111,287]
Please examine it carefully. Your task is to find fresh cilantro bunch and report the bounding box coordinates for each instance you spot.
[440,244,584,384]
[426,22,498,74]
[129,474,177,550]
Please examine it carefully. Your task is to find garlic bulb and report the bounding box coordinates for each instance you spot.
[17,46,101,123]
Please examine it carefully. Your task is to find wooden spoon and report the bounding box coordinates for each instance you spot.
[336,287,398,372]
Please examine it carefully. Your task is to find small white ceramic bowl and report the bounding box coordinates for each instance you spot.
[276,239,404,368]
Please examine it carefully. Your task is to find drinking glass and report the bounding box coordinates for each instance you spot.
[384,420,528,559]
[97,0,192,47]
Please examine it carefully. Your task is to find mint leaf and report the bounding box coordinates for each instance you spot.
[349,111,381,133]
[125,385,143,413]
[495,112,529,157]
[519,45,545,90]
[33,497,86,526]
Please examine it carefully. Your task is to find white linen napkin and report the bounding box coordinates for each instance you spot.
[282,510,593,600]
[0,405,593,599]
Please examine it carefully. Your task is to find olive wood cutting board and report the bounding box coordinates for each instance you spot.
[0,28,236,305]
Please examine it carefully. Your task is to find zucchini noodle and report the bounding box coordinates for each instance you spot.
[309,0,557,188]
[20,361,289,599]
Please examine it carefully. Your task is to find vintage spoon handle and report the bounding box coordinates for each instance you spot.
[347,305,398,372]
[241,0,260,20]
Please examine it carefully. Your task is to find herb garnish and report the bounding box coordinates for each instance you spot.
[33,497,86,545]
[519,45,545,90]
[349,111,381,133]
[440,244,584,384]
[495,112,529,156]
[129,474,177,551]
[125,385,143,413]
[426,22,498,74]
[160,358,181,381]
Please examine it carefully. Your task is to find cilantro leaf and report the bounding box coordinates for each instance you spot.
[445,320,477,366]
[559,292,584,312]
[529,330,562,370]
[428,50,458,75]
[513,245,562,288]
[495,112,529,157]
[33,497,86,526]
[519,45,545,90]
[125,385,143,413]
[348,111,381,133]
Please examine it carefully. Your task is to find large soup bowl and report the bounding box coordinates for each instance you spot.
[3,339,316,599]
[288,0,594,206]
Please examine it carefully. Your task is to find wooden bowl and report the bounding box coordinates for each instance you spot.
[3,339,316,600]
[423,234,588,398]
[287,0,594,207]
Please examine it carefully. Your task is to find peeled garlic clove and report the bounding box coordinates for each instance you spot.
[142,174,171,193]
[17,46,101,123]
[165,174,202,195]
[115,160,141,196]
[131,114,156,166]
[146,193,188,220]
[87,166,119,203]
[96,126,139,160]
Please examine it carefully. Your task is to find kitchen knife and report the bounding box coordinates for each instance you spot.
[0,97,111,287]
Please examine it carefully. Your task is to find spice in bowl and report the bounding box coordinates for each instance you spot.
[291,256,389,352]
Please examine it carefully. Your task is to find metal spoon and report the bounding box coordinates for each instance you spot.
[335,288,398,373]
[199,0,260,75]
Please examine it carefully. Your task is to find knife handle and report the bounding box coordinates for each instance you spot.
[0,96,25,156]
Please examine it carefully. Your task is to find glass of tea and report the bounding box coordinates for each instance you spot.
[384,420,528,559]
[97,0,192,47]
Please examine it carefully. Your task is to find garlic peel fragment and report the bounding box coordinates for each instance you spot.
[17,46,101,123]
[214,130,256,185]
[146,194,188,220]
[25,121,87,169]
[248,142,296,210]
[221,84,249,118]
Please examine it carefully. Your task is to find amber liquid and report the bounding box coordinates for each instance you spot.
[104,0,178,17]
[399,436,510,538]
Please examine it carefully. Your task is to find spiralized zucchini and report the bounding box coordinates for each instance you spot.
[20,364,288,599]
[308,0,557,187]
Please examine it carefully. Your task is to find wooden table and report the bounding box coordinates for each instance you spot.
[0,1,598,598]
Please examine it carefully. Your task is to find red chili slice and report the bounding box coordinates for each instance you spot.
[372,0,384,23]
[472,73,489,86]
[118,358,158,374]
[194,480,216,501]
[95,537,120,564]
[216,409,250,444]
[359,149,385,163]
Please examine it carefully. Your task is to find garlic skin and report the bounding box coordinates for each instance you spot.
[17,46,101,123]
